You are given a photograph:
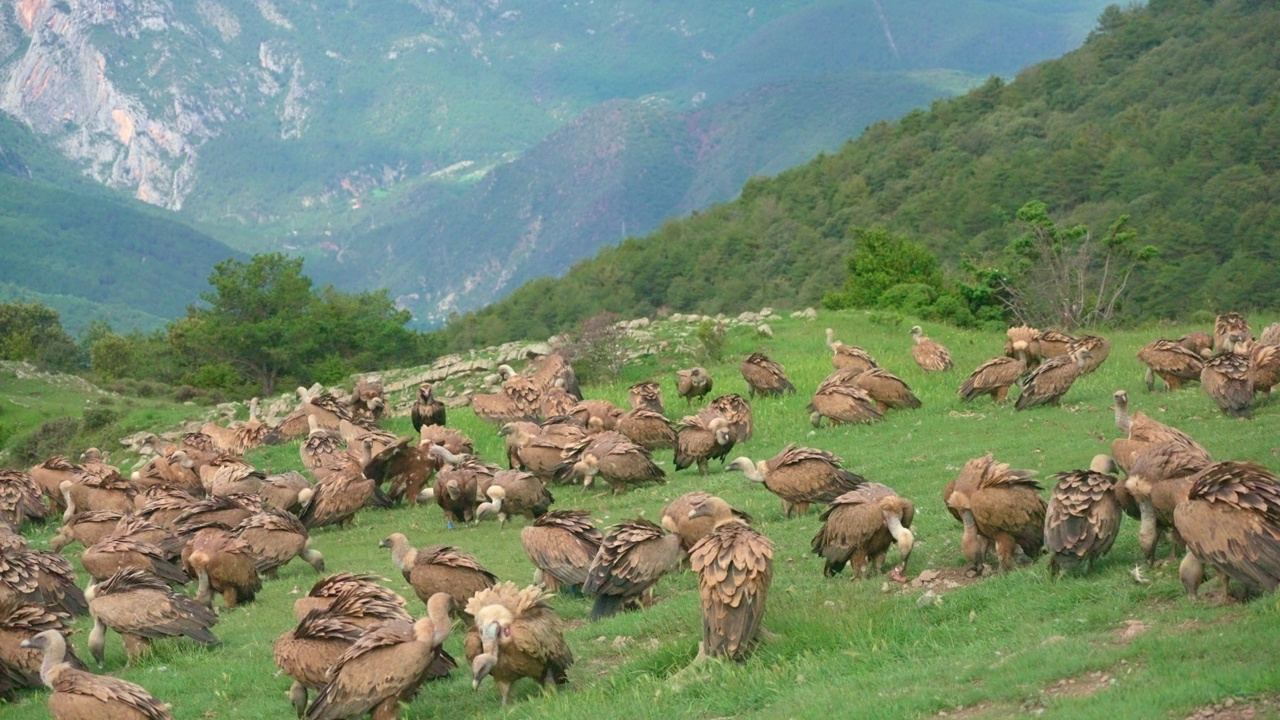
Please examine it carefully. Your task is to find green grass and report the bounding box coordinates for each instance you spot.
[8,310,1280,718]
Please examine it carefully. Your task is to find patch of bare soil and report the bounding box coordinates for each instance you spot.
[1185,694,1280,720]
[894,567,985,599]
[935,701,1019,719]
[1113,619,1150,645]
[1041,670,1115,699]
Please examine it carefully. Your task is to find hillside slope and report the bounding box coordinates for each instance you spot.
[442,0,1280,348]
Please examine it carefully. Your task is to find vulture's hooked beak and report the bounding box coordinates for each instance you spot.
[471,652,498,690]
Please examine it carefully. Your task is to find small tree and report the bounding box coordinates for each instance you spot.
[823,226,945,309]
[559,312,628,383]
[1000,200,1157,329]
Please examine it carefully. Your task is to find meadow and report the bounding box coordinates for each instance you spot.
[8,310,1280,719]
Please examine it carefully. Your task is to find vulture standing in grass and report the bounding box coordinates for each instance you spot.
[811,484,915,581]
[1070,334,1111,375]
[379,534,496,619]
[1125,440,1213,565]
[0,597,84,695]
[199,454,265,497]
[687,495,773,662]
[1044,455,1123,576]
[910,325,953,371]
[183,526,263,609]
[431,448,496,525]
[21,629,173,719]
[1260,323,1280,347]
[529,353,582,400]
[583,519,683,619]
[1036,329,1077,359]
[0,470,45,529]
[852,367,922,412]
[0,548,88,618]
[48,510,125,553]
[275,608,364,718]
[1242,340,1280,395]
[362,436,444,505]
[305,594,454,720]
[29,456,86,513]
[616,408,677,451]
[80,536,188,586]
[727,445,864,517]
[1177,331,1215,358]
[410,383,446,431]
[298,452,383,531]
[501,420,586,482]
[86,568,219,667]
[1110,390,1205,474]
[233,508,324,579]
[708,393,754,443]
[465,583,573,706]
[1214,312,1251,354]
[173,494,262,531]
[673,414,734,475]
[568,399,625,433]
[825,328,878,373]
[739,352,796,397]
[561,432,665,493]
[293,574,410,624]
[628,381,664,412]
[60,469,136,520]
[476,470,554,528]
[1004,325,1042,368]
[520,510,603,594]
[259,472,313,514]
[1137,339,1206,391]
[1175,461,1280,599]
[957,356,1026,404]
[1200,353,1253,418]
[1014,347,1092,410]
[675,367,713,405]
[300,416,348,481]
[661,492,753,552]
[943,455,1046,573]
[809,382,883,427]
[349,378,387,422]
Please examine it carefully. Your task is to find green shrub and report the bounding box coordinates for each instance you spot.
[9,416,81,465]
[695,319,728,364]
[878,283,938,317]
[191,362,242,391]
[82,407,119,432]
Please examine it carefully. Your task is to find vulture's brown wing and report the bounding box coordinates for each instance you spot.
[1045,470,1121,561]
[50,669,173,720]
[690,524,772,660]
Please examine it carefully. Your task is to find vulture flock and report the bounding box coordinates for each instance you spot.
[2,315,1279,719]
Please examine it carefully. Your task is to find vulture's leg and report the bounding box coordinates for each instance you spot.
[288,682,308,719]
[496,679,513,706]
[1144,368,1156,392]
[994,533,1017,572]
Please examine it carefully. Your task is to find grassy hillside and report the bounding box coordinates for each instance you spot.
[7,311,1280,718]
[442,0,1280,347]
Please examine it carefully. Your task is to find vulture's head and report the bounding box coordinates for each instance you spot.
[1113,389,1129,409]
[688,495,736,526]
[709,417,731,446]
[474,603,516,655]
[19,629,61,654]
[724,457,758,479]
[471,652,498,690]
[418,383,433,402]
[809,411,824,429]
[377,533,407,551]
[883,501,914,582]
[1090,454,1118,475]
[910,325,923,338]
[81,447,102,462]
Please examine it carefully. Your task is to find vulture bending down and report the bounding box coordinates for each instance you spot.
[520,510,603,594]
[1176,461,1280,599]
[627,381,664,413]
[957,356,1026,404]
[85,568,218,667]
[21,629,173,719]
[811,483,914,581]
[738,353,795,397]
[727,445,864,517]
[910,325,953,371]
[943,455,1045,573]
[675,367,713,405]
[1214,312,1250,354]
[687,495,773,662]
[673,414,734,475]
[1044,455,1123,576]
[1125,440,1213,565]
[1137,339,1205,391]
[293,573,409,624]
[583,519,683,619]
[466,583,573,706]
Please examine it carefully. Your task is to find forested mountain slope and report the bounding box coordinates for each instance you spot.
[440,0,1280,349]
